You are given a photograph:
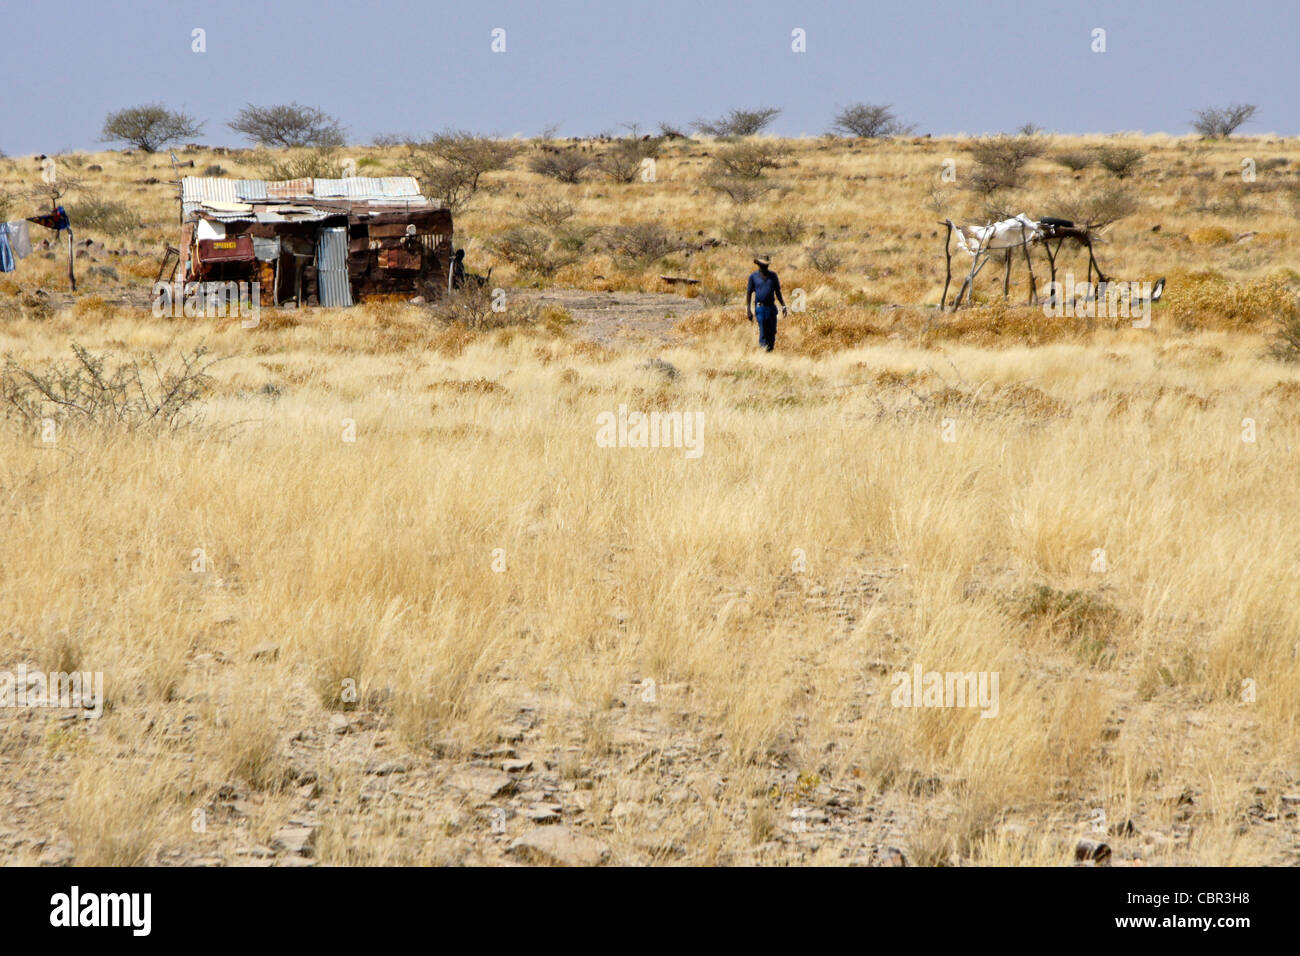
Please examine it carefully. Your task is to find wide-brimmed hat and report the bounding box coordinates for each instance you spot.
[753,255,772,267]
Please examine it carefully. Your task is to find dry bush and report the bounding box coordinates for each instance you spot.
[704,171,777,204]
[65,193,139,235]
[829,102,912,138]
[484,226,561,274]
[692,107,781,137]
[528,150,593,183]
[1266,301,1300,363]
[405,131,521,211]
[604,222,677,264]
[723,214,806,247]
[1095,146,1145,179]
[260,146,346,180]
[1048,183,1138,229]
[786,308,890,357]
[1191,103,1257,139]
[966,133,1046,193]
[0,342,217,432]
[805,243,842,272]
[1166,273,1299,331]
[427,283,557,331]
[519,196,576,228]
[1052,151,1093,172]
[709,140,788,179]
[596,137,663,183]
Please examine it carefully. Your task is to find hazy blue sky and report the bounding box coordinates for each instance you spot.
[4,0,1295,154]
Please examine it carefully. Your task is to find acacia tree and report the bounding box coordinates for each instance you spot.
[227,103,346,148]
[1191,104,1257,138]
[101,104,204,152]
[692,107,781,137]
[413,130,521,190]
[404,130,521,211]
[829,103,911,138]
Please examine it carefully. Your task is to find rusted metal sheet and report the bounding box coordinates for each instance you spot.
[368,221,418,239]
[265,178,314,199]
[314,227,352,307]
[378,247,422,271]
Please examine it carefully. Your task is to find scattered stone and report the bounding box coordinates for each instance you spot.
[38,841,74,866]
[271,825,317,857]
[365,760,410,777]
[523,804,562,824]
[502,758,533,774]
[450,767,515,799]
[508,827,610,867]
[882,846,907,867]
[790,807,829,827]
[1075,838,1111,865]
[327,714,352,735]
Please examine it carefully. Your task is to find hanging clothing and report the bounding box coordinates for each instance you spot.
[27,206,71,234]
[4,220,31,259]
[0,226,14,272]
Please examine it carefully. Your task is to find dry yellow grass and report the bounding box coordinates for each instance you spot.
[0,134,1298,866]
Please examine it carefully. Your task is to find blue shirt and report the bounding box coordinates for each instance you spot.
[747,269,781,306]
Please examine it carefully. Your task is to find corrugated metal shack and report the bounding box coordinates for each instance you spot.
[179,176,452,307]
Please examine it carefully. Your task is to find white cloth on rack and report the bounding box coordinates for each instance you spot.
[954,213,1042,256]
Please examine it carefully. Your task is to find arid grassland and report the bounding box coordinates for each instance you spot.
[1,133,1299,866]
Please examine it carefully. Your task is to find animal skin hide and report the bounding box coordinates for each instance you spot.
[954,213,1042,255]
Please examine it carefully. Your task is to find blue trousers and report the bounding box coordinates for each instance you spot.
[755,303,777,351]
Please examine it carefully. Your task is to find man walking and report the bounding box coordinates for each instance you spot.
[745,255,787,352]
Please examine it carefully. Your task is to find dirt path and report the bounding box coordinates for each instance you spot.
[510,288,707,346]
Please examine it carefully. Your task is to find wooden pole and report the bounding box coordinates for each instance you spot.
[1019,223,1038,305]
[939,220,953,312]
[67,228,76,292]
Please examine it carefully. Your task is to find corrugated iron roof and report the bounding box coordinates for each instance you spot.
[183,202,252,222]
[314,176,423,199]
[182,178,269,203]
[183,176,432,222]
[265,178,314,199]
